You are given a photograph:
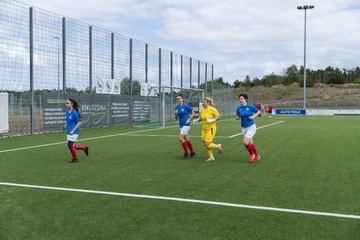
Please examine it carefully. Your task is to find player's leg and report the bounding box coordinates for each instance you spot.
[179,127,189,159]
[67,134,78,163]
[184,132,195,157]
[182,126,195,158]
[246,125,260,162]
[206,127,222,154]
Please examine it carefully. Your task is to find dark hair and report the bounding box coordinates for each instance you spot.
[238,93,248,101]
[68,98,81,118]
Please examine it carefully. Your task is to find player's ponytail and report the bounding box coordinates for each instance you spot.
[68,98,81,118]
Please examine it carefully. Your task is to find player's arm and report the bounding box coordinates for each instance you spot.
[70,121,81,135]
[186,110,195,124]
[175,109,179,120]
[206,109,220,124]
[249,107,261,120]
[193,112,201,124]
[234,108,240,120]
[189,110,195,120]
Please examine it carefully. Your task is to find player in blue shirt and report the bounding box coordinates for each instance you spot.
[175,95,196,159]
[235,94,261,163]
[64,98,89,163]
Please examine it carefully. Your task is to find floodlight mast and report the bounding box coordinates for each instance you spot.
[297,5,314,112]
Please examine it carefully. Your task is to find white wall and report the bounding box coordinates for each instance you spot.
[0,92,9,133]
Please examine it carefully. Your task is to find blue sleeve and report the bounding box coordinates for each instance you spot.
[74,110,81,123]
[236,107,240,117]
[185,104,193,113]
[249,104,259,113]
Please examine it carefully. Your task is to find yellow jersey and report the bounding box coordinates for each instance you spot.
[199,106,220,130]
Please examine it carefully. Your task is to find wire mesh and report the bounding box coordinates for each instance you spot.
[0,0,214,136]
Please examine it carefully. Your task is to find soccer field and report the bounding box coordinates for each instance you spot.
[0,116,359,239]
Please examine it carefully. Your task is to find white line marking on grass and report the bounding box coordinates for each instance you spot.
[126,134,229,139]
[0,126,178,154]
[1,181,359,220]
[228,121,285,138]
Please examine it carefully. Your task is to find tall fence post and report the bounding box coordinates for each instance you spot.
[198,60,200,92]
[129,38,133,124]
[170,51,173,87]
[62,17,66,93]
[145,43,148,83]
[29,7,34,134]
[211,64,214,98]
[158,48,162,122]
[205,62,208,96]
[89,26,93,93]
[180,55,183,88]
[111,33,114,79]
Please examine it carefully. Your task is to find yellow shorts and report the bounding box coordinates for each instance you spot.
[202,127,217,143]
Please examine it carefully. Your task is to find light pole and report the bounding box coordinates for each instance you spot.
[54,36,60,92]
[297,5,314,111]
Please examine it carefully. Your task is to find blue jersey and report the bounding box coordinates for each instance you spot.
[66,109,81,134]
[175,103,193,128]
[236,104,259,128]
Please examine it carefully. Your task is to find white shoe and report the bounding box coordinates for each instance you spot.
[217,144,222,154]
[206,156,215,162]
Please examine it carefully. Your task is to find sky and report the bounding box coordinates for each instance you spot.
[22,0,360,84]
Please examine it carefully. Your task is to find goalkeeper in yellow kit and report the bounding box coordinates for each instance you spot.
[193,97,222,161]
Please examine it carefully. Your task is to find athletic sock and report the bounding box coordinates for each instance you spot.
[250,144,258,156]
[69,146,77,159]
[205,147,213,157]
[186,140,195,153]
[74,144,86,151]
[181,141,188,153]
[245,143,253,155]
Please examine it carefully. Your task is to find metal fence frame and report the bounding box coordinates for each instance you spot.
[0,0,225,136]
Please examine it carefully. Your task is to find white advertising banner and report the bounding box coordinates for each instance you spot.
[306,109,360,116]
[96,79,121,95]
[140,83,158,97]
[0,92,9,133]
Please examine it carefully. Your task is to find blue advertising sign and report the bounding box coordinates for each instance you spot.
[275,109,306,115]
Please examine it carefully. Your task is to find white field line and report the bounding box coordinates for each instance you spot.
[0,126,178,154]
[0,182,359,220]
[126,134,229,139]
[0,120,283,154]
[228,121,285,138]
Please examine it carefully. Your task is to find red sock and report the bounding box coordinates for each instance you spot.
[74,144,86,151]
[69,146,77,159]
[245,143,253,155]
[181,141,188,153]
[250,144,258,156]
[186,140,195,153]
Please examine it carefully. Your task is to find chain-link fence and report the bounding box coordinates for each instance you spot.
[0,0,240,137]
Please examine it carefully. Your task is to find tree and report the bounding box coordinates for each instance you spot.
[120,78,141,95]
[298,67,313,87]
[283,65,299,85]
[233,79,242,88]
[324,67,346,84]
[261,73,282,87]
